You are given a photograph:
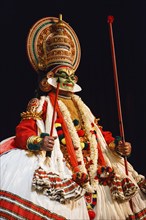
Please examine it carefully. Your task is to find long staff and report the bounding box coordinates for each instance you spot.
[107,15,129,174]
[107,16,134,211]
[46,14,63,158]
[46,79,60,157]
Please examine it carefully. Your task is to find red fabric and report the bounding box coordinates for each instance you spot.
[49,92,79,173]
[15,100,48,149]
[14,119,38,149]
[97,142,106,166]
[128,208,146,220]
[100,129,115,144]
[0,190,66,220]
[1,93,113,171]
[0,137,16,155]
[0,99,48,154]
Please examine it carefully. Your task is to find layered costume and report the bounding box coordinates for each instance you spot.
[0,15,146,220]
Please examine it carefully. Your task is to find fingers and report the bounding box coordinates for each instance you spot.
[40,136,57,151]
[116,141,132,156]
[124,142,132,155]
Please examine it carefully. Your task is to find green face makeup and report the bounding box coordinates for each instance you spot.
[54,70,76,92]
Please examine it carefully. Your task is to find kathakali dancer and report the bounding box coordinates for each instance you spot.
[0,14,146,220]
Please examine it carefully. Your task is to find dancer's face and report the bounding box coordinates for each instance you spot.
[54,68,77,92]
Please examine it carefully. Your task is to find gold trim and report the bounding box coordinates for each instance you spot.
[21,110,43,120]
[27,136,42,145]
[26,136,43,154]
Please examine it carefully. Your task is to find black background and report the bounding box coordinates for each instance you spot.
[0,0,146,176]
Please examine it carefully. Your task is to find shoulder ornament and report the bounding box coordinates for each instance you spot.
[21,98,43,120]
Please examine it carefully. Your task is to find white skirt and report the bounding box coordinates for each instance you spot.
[0,149,89,220]
[0,148,146,220]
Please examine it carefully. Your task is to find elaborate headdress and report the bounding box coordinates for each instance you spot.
[27,14,81,92]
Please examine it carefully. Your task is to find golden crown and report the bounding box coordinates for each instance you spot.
[27,14,81,73]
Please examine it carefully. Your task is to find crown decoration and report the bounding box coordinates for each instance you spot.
[27,14,81,74]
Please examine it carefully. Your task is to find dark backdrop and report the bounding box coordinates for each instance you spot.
[0,0,146,176]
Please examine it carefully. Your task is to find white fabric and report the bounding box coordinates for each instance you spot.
[0,149,89,220]
[0,95,146,220]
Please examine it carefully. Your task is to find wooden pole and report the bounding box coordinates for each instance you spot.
[46,80,60,157]
[107,16,133,211]
[107,15,129,175]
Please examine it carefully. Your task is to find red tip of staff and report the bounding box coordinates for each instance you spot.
[107,15,114,23]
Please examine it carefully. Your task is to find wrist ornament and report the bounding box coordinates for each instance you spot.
[109,136,123,157]
[26,133,50,151]
[40,132,50,138]
[26,136,43,151]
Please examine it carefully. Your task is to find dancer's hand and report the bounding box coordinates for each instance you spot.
[116,141,132,156]
[40,136,57,152]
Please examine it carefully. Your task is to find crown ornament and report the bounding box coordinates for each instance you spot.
[27,14,81,74]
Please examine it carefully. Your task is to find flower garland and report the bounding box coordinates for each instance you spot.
[72,95,98,189]
[85,192,97,220]
[58,95,98,191]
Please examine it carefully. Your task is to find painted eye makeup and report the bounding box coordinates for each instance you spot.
[70,75,76,80]
[55,71,68,78]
